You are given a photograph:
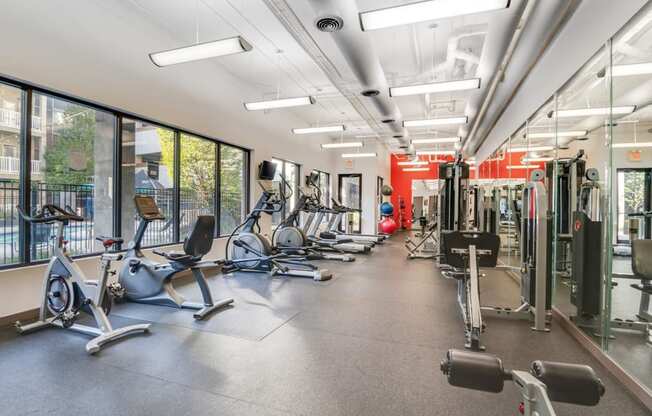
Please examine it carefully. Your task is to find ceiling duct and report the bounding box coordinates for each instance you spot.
[306,1,404,138]
[263,0,408,147]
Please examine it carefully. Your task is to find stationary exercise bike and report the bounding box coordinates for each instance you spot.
[15,204,150,354]
[223,160,332,281]
[115,195,234,320]
[441,349,605,415]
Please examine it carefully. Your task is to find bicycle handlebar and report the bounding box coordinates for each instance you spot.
[16,204,84,224]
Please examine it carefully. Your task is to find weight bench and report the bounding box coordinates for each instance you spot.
[441,349,605,416]
[442,231,500,351]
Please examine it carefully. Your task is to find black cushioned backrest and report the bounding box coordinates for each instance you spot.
[442,231,500,269]
[183,216,215,257]
[632,239,652,280]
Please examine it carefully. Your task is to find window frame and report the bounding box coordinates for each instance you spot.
[0,75,250,270]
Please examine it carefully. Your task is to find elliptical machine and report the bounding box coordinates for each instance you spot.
[116,195,234,320]
[15,204,150,354]
[223,161,332,281]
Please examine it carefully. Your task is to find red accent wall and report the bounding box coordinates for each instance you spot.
[389,152,545,229]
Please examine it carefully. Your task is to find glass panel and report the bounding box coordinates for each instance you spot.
[319,171,330,207]
[607,4,652,390]
[220,144,246,235]
[121,118,175,247]
[0,83,22,265]
[339,174,361,233]
[29,93,115,260]
[180,134,216,237]
[285,162,298,215]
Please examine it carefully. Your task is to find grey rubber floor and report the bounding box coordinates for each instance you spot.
[0,235,649,415]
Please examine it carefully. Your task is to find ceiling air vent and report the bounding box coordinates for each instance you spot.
[315,16,344,32]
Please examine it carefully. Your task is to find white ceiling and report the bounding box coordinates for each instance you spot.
[0,0,600,159]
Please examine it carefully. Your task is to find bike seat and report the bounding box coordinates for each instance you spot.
[152,249,196,264]
[96,236,124,248]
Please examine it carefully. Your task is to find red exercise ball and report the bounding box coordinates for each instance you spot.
[379,217,398,235]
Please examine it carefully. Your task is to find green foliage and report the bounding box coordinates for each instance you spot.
[623,171,645,213]
[43,106,95,184]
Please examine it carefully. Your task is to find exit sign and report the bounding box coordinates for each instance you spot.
[628,150,642,162]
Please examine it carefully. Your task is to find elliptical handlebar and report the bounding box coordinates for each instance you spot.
[16,204,84,224]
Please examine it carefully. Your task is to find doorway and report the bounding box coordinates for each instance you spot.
[338,173,362,233]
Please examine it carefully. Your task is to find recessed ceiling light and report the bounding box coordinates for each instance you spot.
[404,117,467,127]
[390,78,480,97]
[292,125,346,134]
[411,137,460,144]
[359,0,510,31]
[522,157,553,162]
[321,142,363,149]
[244,96,315,111]
[549,106,635,118]
[150,36,252,67]
[341,152,377,158]
[508,146,555,152]
[397,160,428,166]
[416,150,456,155]
[597,62,652,77]
[612,142,652,148]
[526,130,587,139]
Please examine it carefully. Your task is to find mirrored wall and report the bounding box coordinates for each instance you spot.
[483,3,652,392]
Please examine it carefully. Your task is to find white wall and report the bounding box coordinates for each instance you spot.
[0,2,341,319]
[330,145,391,235]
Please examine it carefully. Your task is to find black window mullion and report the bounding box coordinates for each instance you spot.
[215,143,221,238]
[173,131,181,242]
[19,88,33,264]
[113,116,122,242]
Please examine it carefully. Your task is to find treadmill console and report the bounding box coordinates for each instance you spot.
[134,195,165,220]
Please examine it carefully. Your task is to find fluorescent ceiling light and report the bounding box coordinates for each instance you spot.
[150,36,252,67]
[404,117,468,127]
[598,62,652,77]
[390,78,480,97]
[321,142,363,149]
[416,150,456,156]
[403,167,430,172]
[359,0,510,31]
[341,153,377,158]
[612,142,652,148]
[244,96,315,111]
[508,146,555,152]
[411,137,460,144]
[397,160,428,166]
[522,157,553,162]
[527,130,587,139]
[507,165,541,170]
[292,125,346,134]
[551,106,635,118]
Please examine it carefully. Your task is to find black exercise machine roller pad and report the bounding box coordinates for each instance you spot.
[530,360,605,406]
[440,349,506,393]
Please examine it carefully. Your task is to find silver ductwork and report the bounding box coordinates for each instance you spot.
[307,0,406,141]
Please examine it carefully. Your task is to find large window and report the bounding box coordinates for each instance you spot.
[312,170,330,207]
[180,134,217,237]
[271,157,300,225]
[220,144,246,235]
[121,119,175,247]
[0,77,249,269]
[0,83,23,265]
[617,169,651,243]
[30,93,115,260]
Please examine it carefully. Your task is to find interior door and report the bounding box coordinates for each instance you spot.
[338,173,362,233]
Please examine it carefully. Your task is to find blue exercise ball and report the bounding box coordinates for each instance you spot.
[380,202,394,216]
